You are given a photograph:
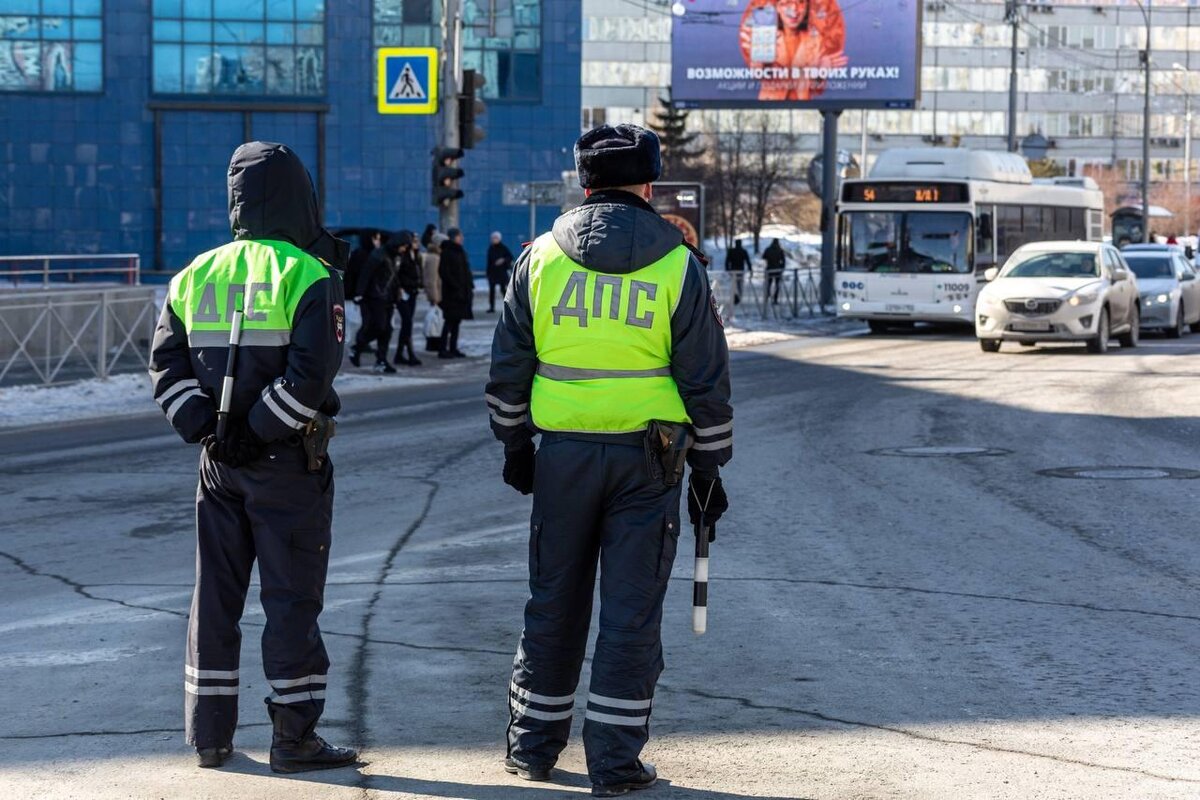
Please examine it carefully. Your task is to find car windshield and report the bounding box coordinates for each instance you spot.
[1002,250,1100,279]
[1123,254,1174,280]
[841,211,972,274]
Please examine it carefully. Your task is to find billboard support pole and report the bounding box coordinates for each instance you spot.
[819,109,840,313]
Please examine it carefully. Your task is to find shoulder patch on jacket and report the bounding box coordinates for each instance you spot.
[333,303,345,343]
[710,293,724,328]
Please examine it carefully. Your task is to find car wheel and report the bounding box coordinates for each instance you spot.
[979,338,1002,353]
[1087,308,1110,354]
[1167,303,1184,339]
[1118,306,1139,348]
[867,320,889,334]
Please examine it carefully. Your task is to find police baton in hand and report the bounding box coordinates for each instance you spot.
[692,515,711,635]
[214,303,247,442]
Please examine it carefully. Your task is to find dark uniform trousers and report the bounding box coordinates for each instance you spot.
[185,440,334,749]
[507,436,682,785]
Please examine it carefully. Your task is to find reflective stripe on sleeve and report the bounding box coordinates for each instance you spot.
[536,364,672,381]
[185,666,238,680]
[157,378,199,407]
[165,388,207,424]
[272,380,317,419]
[490,411,529,427]
[185,682,239,696]
[693,437,733,452]
[263,390,307,430]
[269,674,327,689]
[584,710,648,726]
[485,393,528,413]
[693,421,733,438]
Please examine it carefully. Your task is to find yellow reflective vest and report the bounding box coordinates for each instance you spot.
[526,234,691,434]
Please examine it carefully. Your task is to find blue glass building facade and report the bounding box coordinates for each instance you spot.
[0,1,581,276]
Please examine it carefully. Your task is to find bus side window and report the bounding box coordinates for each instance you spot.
[975,211,994,266]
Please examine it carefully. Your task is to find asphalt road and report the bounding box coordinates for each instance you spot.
[2,329,1200,799]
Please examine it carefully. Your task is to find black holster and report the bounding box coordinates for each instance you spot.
[302,412,336,473]
[644,421,694,487]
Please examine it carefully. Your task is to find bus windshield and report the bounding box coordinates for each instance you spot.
[842,211,972,274]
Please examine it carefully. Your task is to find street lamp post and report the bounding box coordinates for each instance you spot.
[1174,63,1193,238]
[1134,0,1153,242]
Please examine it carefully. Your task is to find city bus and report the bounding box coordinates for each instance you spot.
[835,148,1105,331]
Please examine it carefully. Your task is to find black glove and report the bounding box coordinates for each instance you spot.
[203,419,266,469]
[502,441,536,495]
[688,470,728,539]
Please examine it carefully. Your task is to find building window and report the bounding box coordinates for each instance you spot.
[373,0,439,47]
[0,0,103,93]
[151,0,325,96]
[461,0,540,102]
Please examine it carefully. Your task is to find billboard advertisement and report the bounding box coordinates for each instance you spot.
[671,0,921,110]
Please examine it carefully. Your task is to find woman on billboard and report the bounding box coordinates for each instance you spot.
[738,0,848,102]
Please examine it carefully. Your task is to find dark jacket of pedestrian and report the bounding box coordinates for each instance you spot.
[392,232,421,298]
[357,243,396,301]
[726,242,751,273]
[438,239,475,322]
[764,240,787,274]
[486,240,515,283]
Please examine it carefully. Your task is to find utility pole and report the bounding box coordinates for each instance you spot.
[440,0,462,231]
[819,110,840,312]
[1186,92,1192,237]
[1006,0,1020,152]
[1140,0,1152,242]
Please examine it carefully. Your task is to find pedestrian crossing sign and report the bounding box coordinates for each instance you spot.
[377,47,438,115]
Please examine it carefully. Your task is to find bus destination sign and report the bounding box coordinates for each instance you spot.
[843,182,970,204]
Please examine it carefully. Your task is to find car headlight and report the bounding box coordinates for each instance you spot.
[1142,293,1172,306]
[1069,291,1099,307]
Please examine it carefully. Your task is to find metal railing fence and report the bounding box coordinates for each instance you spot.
[0,287,159,386]
[710,268,822,324]
[1,254,141,287]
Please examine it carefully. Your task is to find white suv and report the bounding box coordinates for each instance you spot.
[976,241,1140,354]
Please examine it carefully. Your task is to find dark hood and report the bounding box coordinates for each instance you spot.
[551,190,682,274]
[228,141,349,270]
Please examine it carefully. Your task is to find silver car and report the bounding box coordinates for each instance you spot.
[976,241,1140,354]
[1121,246,1200,337]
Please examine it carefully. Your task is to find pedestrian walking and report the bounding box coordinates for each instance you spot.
[764,237,787,304]
[487,231,514,313]
[725,239,751,304]
[486,123,732,797]
[345,229,377,308]
[148,141,357,774]
[391,229,422,366]
[438,227,474,359]
[350,231,398,373]
[422,232,446,352]
[420,222,438,250]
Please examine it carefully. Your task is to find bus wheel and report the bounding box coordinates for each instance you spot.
[868,320,889,334]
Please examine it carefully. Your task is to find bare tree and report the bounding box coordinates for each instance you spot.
[742,113,798,253]
[701,114,750,252]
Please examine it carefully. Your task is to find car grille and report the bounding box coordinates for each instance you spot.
[1004,298,1062,316]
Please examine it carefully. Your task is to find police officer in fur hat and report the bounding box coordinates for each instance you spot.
[486,123,733,796]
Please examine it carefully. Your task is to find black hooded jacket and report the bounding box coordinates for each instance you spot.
[149,141,346,445]
[485,189,733,471]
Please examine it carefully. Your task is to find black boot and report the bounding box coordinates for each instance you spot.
[504,756,553,782]
[196,745,233,769]
[348,347,361,367]
[592,762,657,797]
[405,342,422,366]
[270,733,359,774]
[373,360,396,374]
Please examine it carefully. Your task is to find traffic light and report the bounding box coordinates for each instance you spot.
[458,69,487,149]
[431,146,464,208]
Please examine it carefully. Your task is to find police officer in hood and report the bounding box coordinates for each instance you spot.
[149,141,357,773]
[486,124,733,796]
